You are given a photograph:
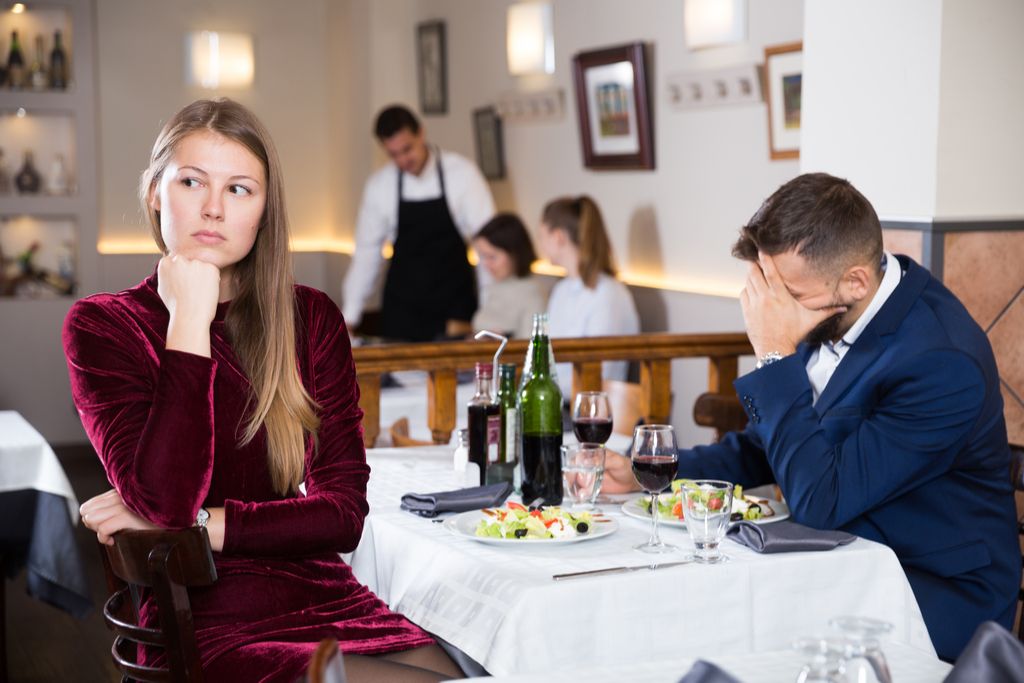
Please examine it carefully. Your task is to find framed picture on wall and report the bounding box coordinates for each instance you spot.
[472,107,505,180]
[571,42,655,170]
[764,41,803,160]
[416,20,448,115]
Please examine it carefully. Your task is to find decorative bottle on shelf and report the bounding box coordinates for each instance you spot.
[49,29,67,90]
[6,30,25,89]
[518,314,563,505]
[29,35,47,90]
[0,148,12,195]
[487,363,519,487]
[47,153,70,195]
[15,151,42,194]
[467,362,500,487]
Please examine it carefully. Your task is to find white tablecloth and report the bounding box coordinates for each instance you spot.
[352,448,937,677]
[0,410,79,522]
[464,641,951,682]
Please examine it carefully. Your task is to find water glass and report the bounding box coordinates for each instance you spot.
[560,443,605,510]
[684,480,733,563]
[792,636,851,683]
[828,616,893,683]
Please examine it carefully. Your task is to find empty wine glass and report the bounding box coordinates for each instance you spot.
[573,392,613,445]
[630,425,678,553]
[792,636,851,683]
[828,616,893,683]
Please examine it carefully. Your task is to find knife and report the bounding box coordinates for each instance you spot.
[552,558,695,581]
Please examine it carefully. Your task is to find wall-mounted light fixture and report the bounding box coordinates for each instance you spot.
[185,31,254,89]
[506,2,554,76]
[11,3,26,14]
[684,0,746,50]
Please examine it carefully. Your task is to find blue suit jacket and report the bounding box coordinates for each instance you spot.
[679,256,1020,661]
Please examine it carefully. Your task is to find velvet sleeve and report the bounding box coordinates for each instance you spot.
[222,289,370,557]
[63,298,216,529]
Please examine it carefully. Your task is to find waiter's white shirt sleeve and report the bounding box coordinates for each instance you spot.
[342,148,496,326]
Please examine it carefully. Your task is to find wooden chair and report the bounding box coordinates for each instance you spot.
[388,417,435,448]
[602,380,644,437]
[303,638,347,683]
[100,527,217,682]
[692,392,748,442]
[1011,443,1024,642]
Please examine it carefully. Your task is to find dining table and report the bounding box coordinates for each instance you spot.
[350,446,941,678]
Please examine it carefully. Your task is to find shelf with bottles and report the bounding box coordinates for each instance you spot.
[0,5,71,94]
[0,214,77,299]
[0,108,76,200]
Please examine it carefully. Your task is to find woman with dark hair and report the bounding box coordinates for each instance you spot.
[470,212,547,338]
[64,99,461,682]
[539,195,639,394]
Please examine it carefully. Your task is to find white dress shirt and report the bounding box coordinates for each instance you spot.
[342,148,496,326]
[547,273,641,397]
[806,251,903,404]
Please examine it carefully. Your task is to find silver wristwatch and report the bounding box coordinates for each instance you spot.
[755,352,785,370]
[195,507,210,528]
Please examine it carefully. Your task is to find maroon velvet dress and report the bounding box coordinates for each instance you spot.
[62,274,434,681]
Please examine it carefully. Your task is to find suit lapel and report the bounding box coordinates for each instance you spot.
[812,255,930,414]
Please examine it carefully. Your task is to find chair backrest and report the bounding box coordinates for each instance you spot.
[602,380,644,437]
[100,527,217,682]
[388,417,435,448]
[692,392,749,442]
[305,638,347,683]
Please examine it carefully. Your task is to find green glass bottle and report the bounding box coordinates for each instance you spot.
[487,363,519,487]
[518,314,563,505]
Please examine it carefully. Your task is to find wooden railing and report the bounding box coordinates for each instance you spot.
[352,332,753,448]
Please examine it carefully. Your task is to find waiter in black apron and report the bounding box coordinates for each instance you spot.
[342,105,496,341]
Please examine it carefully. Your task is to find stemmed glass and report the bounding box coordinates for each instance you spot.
[630,425,678,553]
[791,636,851,683]
[828,617,893,683]
[573,392,613,445]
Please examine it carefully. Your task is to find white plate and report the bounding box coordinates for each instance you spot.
[444,510,619,545]
[621,494,790,528]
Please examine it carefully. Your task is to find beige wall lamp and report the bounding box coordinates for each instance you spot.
[506,2,554,76]
[186,30,254,89]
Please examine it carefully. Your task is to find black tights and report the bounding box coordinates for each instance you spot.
[343,643,466,682]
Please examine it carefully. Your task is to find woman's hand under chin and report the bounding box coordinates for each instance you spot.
[80,489,161,546]
[158,254,221,357]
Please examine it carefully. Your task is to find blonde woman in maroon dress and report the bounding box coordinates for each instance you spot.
[65,99,462,682]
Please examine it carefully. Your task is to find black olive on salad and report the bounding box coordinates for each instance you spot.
[514,528,528,538]
[575,522,589,533]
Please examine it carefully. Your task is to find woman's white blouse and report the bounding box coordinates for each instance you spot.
[546,273,640,397]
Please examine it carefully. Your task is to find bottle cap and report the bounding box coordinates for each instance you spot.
[474,362,493,378]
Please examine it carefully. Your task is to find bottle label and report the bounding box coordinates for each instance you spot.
[503,408,517,463]
[487,414,500,463]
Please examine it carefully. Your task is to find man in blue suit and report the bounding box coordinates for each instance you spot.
[604,173,1020,661]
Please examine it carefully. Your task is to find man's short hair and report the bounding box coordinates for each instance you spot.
[374,105,421,140]
[733,173,884,276]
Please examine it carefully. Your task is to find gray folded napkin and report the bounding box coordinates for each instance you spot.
[944,621,1024,683]
[400,482,513,517]
[677,660,743,683]
[726,520,856,553]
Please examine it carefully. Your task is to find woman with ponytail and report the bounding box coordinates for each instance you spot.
[539,195,640,395]
[64,99,460,682]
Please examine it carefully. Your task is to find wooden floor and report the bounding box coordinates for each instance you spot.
[4,444,120,682]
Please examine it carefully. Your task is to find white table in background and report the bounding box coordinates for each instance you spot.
[352,448,938,678]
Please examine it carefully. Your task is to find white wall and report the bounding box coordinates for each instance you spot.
[800,0,943,218]
[935,0,1024,218]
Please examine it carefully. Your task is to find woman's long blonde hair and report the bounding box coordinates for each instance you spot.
[542,195,616,289]
[140,98,319,495]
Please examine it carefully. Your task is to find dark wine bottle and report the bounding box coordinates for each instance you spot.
[6,31,25,89]
[518,314,563,505]
[49,29,67,90]
[15,150,41,194]
[467,362,499,486]
[487,363,519,487]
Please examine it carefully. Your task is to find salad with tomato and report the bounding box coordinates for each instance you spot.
[474,501,596,540]
[638,481,773,522]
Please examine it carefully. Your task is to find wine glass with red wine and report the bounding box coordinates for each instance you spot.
[573,391,613,444]
[631,424,678,553]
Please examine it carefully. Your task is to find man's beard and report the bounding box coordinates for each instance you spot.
[803,312,845,347]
